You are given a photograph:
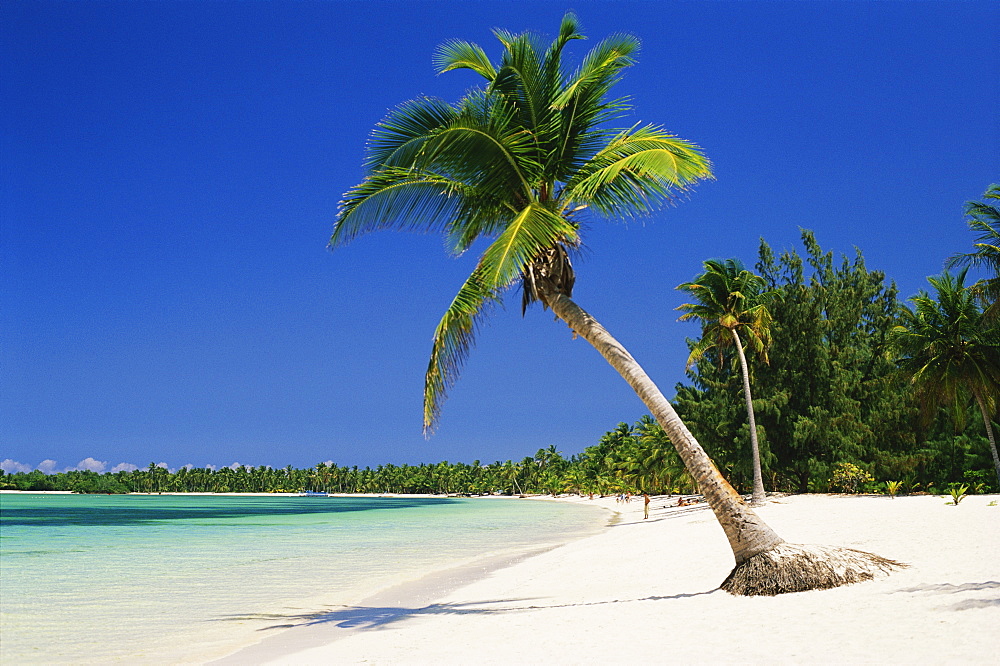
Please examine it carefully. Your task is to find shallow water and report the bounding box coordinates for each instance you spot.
[0,493,606,664]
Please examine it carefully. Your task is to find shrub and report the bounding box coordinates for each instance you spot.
[831,462,875,494]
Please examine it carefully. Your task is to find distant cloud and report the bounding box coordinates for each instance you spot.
[1,459,148,475]
[72,457,107,473]
[1,459,32,474]
[226,462,243,470]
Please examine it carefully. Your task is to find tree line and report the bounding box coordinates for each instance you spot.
[0,446,676,496]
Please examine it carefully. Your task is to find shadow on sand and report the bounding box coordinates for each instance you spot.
[219,588,721,634]
[893,581,1000,611]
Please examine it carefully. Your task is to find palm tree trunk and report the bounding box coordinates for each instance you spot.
[974,391,1000,489]
[541,287,904,594]
[543,290,781,561]
[731,329,767,507]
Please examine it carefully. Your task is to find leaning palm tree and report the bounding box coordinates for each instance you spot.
[947,184,1000,319]
[331,14,901,595]
[893,269,1000,488]
[676,258,774,506]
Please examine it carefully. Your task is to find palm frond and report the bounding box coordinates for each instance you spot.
[553,12,585,49]
[424,269,504,434]
[434,40,496,80]
[335,15,718,437]
[947,219,1000,271]
[409,91,541,202]
[490,34,547,149]
[552,33,639,110]
[332,169,468,247]
[477,202,579,292]
[683,334,721,371]
[444,194,516,255]
[566,125,712,216]
[366,97,459,169]
[946,185,1000,319]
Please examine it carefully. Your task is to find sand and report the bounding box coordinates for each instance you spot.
[218,493,999,665]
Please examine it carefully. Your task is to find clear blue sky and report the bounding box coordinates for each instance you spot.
[3,1,997,474]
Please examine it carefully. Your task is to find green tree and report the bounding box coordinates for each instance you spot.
[677,258,774,506]
[330,15,899,594]
[947,184,1000,319]
[893,269,1000,488]
[753,231,914,492]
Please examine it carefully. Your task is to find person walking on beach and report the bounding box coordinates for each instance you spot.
[643,493,650,519]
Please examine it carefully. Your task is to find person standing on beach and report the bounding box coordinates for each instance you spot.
[643,493,650,519]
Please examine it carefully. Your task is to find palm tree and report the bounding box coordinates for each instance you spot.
[330,14,901,595]
[634,415,691,494]
[676,258,774,506]
[893,269,1000,488]
[947,184,1000,319]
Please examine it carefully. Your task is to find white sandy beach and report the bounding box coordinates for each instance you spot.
[215,493,999,665]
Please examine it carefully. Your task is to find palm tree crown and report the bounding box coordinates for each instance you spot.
[947,183,1000,318]
[676,258,774,369]
[893,269,1000,416]
[331,13,713,433]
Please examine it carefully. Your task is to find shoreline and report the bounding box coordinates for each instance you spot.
[207,495,620,664]
[214,492,998,665]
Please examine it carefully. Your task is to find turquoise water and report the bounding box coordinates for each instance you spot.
[0,493,606,664]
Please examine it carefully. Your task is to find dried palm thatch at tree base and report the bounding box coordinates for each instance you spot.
[721,543,908,596]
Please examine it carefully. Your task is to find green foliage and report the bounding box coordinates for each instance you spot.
[885,480,903,498]
[0,453,586,497]
[831,462,875,494]
[963,470,997,494]
[572,416,694,495]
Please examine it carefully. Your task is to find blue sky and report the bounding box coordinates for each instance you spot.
[3,1,997,474]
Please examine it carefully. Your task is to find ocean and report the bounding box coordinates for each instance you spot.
[0,493,607,664]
